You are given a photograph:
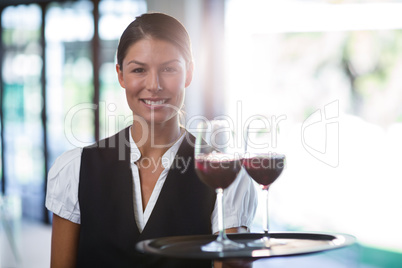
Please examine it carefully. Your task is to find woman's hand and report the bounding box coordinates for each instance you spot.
[223,226,249,234]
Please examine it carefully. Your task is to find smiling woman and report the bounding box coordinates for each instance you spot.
[45,12,257,268]
[116,38,192,128]
[115,13,194,132]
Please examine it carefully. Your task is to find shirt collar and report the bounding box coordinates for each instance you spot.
[129,127,186,169]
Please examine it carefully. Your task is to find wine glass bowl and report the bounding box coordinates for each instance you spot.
[242,153,285,190]
[195,152,242,190]
[194,120,245,252]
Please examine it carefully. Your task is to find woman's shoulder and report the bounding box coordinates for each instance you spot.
[48,147,83,178]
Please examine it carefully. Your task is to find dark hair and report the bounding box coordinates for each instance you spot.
[117,13,193,70]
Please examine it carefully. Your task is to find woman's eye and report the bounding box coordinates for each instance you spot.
[132,68,145,73]
[162,66,176,72]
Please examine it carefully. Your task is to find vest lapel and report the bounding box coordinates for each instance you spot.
[119,127,141,240]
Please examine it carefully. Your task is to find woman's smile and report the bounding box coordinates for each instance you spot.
[141,98,169,107]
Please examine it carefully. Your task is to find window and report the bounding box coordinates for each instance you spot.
[46,0,94,164]
[98,0,146,139]
[0,0,146,222]
[225,0,402,254]
[2,4,44,220]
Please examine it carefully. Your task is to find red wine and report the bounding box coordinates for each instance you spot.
[242,154,285,187]
[195,153,242,189]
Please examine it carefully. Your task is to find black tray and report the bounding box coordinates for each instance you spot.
[136,232,356,259]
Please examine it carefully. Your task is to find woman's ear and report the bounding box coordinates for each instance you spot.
[116,64,125,88]
[185,62,194,88]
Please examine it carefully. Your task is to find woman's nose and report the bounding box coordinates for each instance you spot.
[147,72,162,92]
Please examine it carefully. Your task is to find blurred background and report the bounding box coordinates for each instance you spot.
[0,0,402,267]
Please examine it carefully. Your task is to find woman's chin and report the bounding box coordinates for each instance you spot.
[138,114,179,127]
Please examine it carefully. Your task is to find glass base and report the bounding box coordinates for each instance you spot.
[247,236,286,248]
[201,238,245,252]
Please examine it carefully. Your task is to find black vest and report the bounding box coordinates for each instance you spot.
[77,127,215,267]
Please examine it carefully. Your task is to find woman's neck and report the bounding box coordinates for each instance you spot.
[130,120,183,157]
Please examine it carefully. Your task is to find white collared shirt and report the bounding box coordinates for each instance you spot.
[130,131,186,232]
[45,129,257,234]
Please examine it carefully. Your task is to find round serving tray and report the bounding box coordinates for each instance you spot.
[136,232,356,260]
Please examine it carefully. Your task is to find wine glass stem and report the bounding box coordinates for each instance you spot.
[263,188,270,239]
[216,188,227,242]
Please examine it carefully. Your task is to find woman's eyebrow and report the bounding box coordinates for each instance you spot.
[126,59,182,66]
[127,60,146,66]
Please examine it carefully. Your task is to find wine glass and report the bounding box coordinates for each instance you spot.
[194,120,245,252]
[242,117,286,248]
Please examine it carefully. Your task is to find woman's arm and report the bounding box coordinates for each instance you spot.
[50,214,80,268]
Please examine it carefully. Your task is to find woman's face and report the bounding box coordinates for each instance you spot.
[116,37,193,126]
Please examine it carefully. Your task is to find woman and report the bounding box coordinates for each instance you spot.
[46,13,256,267]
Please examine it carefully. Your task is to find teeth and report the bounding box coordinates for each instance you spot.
[144,99,166,105]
